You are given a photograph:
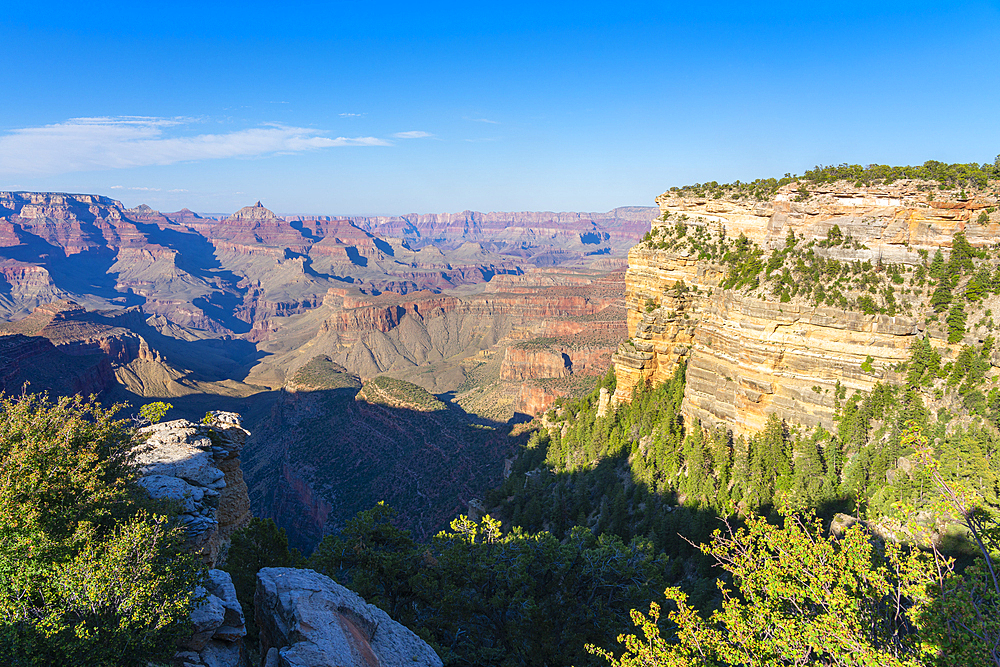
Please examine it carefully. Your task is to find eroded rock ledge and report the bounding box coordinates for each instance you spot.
[255,568,443,667]
[136,412,252,667]
[136,411,252,567]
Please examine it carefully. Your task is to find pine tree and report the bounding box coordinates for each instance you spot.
[791,428,828,505]
[931,281,953,312]
[947,302,967,343]
[966,264,992,302]
[680,427,709,505]
[929,248,947,281]
[949,232,977,275]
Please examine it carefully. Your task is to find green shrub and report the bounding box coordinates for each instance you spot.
[310,504,667,667]
[139,401,172,424]
[0,394,202,667]
[947,303,968,343]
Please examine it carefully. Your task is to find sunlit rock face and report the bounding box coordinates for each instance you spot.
[136,411,251,567]
[613,180,1000,436]
[255,567,442,667]
[136,412,252,667]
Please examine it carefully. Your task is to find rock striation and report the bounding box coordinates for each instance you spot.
[1,191,653,336]
[613,179,1000,435]
[255,568,442,667]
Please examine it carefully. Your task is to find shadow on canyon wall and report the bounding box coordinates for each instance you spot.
[115,384,531,554]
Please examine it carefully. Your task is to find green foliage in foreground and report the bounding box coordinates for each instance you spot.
[305,503,667,667]
[592,509,999,666]
[0,394,202,667]
[595,426,1000,667]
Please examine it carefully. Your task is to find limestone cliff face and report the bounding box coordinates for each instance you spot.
[652,181,997,254]
[500,347,572,381]
[502,344,617,414]
[613,180,1000,436]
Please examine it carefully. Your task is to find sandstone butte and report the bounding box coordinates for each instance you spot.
[611,179,1000,436]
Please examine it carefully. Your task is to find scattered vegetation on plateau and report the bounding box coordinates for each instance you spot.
[513,337,561,350]
[667,157,1000,201]
[363,375,447,411]
[642,216,1000,334]
[290,355,362,390]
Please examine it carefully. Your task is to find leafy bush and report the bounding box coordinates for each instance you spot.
[861,355,875,373]
[0,394,202,667]
[589,507,996,667]
[139,401,172,424]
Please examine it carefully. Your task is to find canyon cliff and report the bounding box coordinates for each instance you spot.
[612,178,1000,435]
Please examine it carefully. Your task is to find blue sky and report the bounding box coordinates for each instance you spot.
[2,1,999,215]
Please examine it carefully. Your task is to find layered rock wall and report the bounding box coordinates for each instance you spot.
[0,333,115,396]
[613,180,1000,435]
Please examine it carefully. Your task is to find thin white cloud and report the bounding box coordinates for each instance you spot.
[0,117,390,176]
[392,130,433,139]
[72,116,191,127]
[340,112,365,117]
[467,117,500,124]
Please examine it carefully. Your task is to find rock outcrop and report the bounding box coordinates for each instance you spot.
[613,179,1000,436]
[136,411,251,567]
[175,569,247,667]
[255,568,442,667]
[136,412,252,667]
